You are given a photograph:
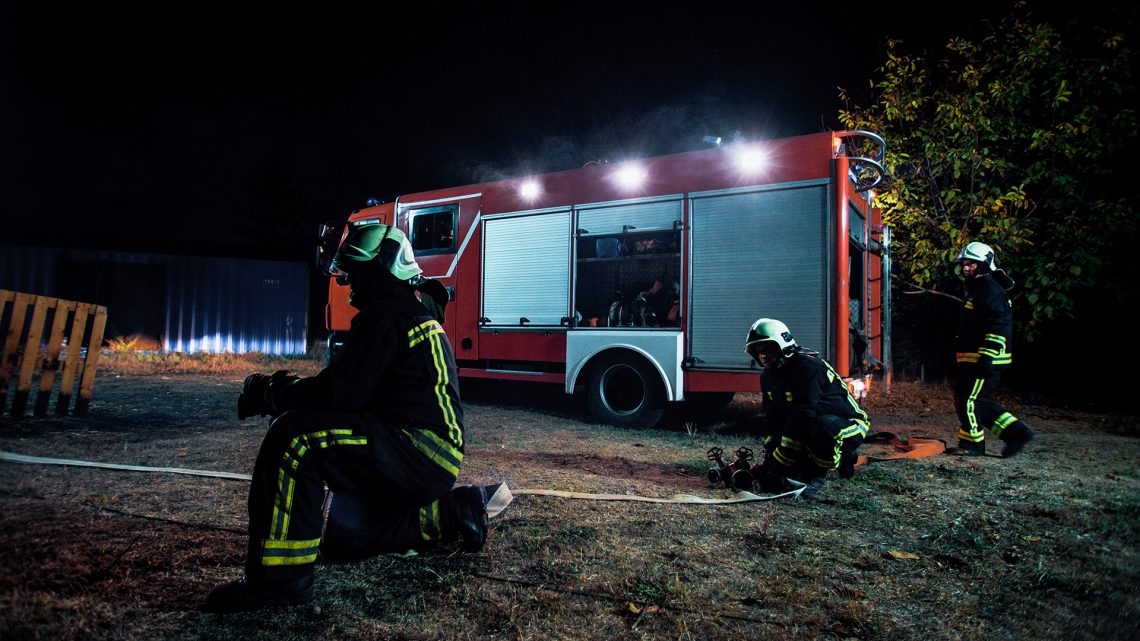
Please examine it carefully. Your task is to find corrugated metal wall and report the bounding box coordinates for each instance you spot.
[0,246,308,355]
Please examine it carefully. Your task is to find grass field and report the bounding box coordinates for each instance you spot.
[0,353,1137,640]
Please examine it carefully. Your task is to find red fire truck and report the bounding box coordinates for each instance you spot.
[318,130,889,429]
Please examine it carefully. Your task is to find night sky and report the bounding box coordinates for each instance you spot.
[2,1,1029,258]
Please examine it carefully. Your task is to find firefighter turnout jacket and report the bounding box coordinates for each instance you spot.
[955,273,1013,369]
[270,286,464,453]
[760,350,870,471]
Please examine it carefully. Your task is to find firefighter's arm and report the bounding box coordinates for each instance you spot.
[975,283,1010,368]
[785,363,824,424]
[278,311,400,412]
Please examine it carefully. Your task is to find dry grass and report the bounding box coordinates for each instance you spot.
[96,348,325,377]
[1,358,1138,640]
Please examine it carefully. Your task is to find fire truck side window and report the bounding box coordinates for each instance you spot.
[408,205,457,253]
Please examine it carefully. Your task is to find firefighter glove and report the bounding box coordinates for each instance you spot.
[237,373,272,420]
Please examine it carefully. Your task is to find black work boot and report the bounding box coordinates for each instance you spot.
[838,448,858,479]
[795,474,827,496]
[1001,422,1035,458]
[947,440,985,456]
[451,485,490,553]
[203,575,314,613]
[792,465,828,496]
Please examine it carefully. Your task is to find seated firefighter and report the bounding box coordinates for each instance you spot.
[744,318,871,494]
[206,223,490,613]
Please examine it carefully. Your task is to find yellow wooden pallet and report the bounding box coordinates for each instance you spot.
[0,289,107,417]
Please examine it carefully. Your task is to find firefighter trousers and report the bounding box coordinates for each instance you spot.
[771,414,869,478]
[245,409,459,582]
[953,366,1021,445]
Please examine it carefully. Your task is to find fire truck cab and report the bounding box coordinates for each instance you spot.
[318,130,889,429]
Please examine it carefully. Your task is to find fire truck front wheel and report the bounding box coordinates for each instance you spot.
[585,353,665,429]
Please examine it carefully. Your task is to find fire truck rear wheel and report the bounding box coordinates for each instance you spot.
[585,353,665,429]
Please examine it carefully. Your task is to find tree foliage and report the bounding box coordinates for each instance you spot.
[840,2,1137,340]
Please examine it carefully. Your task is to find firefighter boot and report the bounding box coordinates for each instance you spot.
[450,484,490,553]
[1001,422,1035,458]
[792,464,828,496]
[203,575,314,613]
[947,440,985,457]
[838,447,859,479]
[800,476,827,496]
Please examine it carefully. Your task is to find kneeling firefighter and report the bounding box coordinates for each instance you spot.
[745,318,871,494]
[206,223,490,613]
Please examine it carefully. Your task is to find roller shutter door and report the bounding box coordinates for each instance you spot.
[482,211,571,327]
[688,184,831,369]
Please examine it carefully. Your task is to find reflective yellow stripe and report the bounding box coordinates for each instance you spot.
[405,428,463,477]
[773,433,802,467]
[839,419,869,440]
[779,436,803,451]
[958,378,986,442]
[991,412,1018,437]
[958,351,1012,364]
[407,319,463,448]
[262,555,319,566]
[427,333,462,447]
[270,468,293,539]
[260,537,321,567]
[419,500,441,542]
[408,320,444,349]
[263,538,322,549]
[985,334,1007,345]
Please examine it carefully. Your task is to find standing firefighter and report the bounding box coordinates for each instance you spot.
[950,242,1034,457]
[205,223,491,613]
[745,318,871,494]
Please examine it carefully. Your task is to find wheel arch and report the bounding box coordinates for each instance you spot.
[565,330,684,401]
[573,347,672,400]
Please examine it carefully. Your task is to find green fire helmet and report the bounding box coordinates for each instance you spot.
[331,222,423,282]
[744,318,797,355]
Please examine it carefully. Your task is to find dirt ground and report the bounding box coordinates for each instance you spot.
[1,362,1138,641]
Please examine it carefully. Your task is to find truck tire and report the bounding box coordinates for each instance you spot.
[585,352,665,429]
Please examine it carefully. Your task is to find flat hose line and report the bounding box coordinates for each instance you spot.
[0,434,943,510]
[0,449,806,506]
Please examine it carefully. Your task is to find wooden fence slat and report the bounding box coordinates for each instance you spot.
[11,297,51,418]
[35,299,74,416]
[74,305,107,417]
[0,290,14,410]
[1,292,34,413]
[56,302,91,416]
